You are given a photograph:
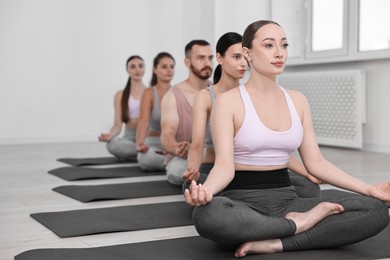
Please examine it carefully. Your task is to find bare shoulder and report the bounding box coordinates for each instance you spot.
[218,86,240,101]
[194,88,212,109]
[215,87,241,110]
[197,88,212,100]
[284,88,311,116]
[285,88,308,103]
[142,87,154,99]
[114,90,123,102]
[114,89,123,97]
[173,81,186,91]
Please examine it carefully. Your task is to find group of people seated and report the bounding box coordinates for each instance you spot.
[99,20,390,258]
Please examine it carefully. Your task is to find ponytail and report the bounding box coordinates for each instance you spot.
[213,64,222,84]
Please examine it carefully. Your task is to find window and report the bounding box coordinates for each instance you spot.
[359,0,390,52]
[307,0,347,59]
[270,0,390,65]
[312,0,344,51]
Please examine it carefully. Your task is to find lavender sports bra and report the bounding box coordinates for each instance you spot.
[128,95,141,119]
[234,85,303,166]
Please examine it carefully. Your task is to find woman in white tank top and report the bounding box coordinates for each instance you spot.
[98,55,146,160]
[184,20,390,258]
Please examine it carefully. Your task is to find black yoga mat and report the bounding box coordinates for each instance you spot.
[53,180,183,202]
[57,156,137,166]
[48,165,165,181]
[30,201,192,238]
[14,224,390,260]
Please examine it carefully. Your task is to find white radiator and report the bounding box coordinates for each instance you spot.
[277,70,366,148]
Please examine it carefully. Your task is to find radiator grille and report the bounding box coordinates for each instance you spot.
[277,70,365,148]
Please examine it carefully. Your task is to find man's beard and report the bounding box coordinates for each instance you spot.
[190,64,212,80]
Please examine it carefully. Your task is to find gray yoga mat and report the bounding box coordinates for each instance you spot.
[57,156,137,166]
[48,165,165,181]
[14,224,390,260]
[30,201,193,238]
[53,180,183,202]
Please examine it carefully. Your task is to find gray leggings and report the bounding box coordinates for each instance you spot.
[165,156,187,185]
[106,128,137,159]
[137,136,166,171]
[192,186,389,251]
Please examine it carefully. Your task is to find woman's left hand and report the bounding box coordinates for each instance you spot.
[367,182,390,202]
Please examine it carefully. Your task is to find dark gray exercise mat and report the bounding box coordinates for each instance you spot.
[48,165,165,181]
[30,201,193,238]
[57,156,137,166]
[14,224,390,260]
[53,180,182,202]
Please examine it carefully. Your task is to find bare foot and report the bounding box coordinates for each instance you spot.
[234,239,282,258]
[285,202,344,234]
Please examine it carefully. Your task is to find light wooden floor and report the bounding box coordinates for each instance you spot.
[1,142,390,260]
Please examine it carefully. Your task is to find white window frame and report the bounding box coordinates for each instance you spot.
[305,0,348,59]
[278,0,390,66]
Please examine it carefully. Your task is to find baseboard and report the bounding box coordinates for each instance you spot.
[363,143,390,155]
[0,135,97,145]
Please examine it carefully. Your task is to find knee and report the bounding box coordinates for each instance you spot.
[192,197,233,235]
[167,173,183,186]
[137,152,149,170]
[345,196,389,231]
[369,198,390,226]
[106,140,117,154]
[166,157,187,185]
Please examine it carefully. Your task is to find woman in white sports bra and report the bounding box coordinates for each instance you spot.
[98,55,146,160]
[184,20,390,257]
[183,32,323,198]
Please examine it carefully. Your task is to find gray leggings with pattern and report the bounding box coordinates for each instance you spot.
[192,186,389,251]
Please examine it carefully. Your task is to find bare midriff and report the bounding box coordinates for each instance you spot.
[234,163,289,171]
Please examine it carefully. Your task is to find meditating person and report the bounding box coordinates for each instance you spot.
[160,39,213,185]
[136,52,175,171]
[184,20,390,258]
[183,32,321,198]
[99,55,146,160]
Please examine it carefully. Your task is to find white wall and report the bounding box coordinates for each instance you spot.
[0,0,214,144]
[1,0,389,154]
[213,0,270,41]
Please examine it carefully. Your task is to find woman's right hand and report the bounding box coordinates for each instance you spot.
[98,133,111,142]
[136,143,149,153]
[184,180,213,206]
[183,168,200,183]
[176,141,190,158]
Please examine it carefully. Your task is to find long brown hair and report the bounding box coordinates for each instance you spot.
[150,52,175,86]
[121,55,143,123]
